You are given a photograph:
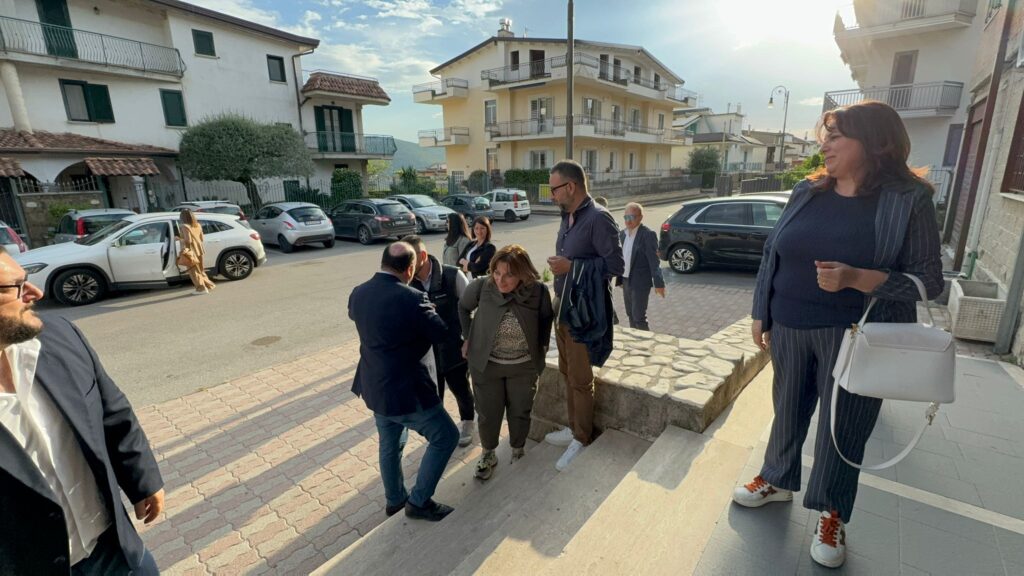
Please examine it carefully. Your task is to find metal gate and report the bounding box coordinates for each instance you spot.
[0,178,25,234]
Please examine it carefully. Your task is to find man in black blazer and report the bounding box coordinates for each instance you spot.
[349,242,459,522]
[617,202,666,331]
[0,253,164,574]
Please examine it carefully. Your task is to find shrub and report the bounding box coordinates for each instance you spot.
[331,169,364,201]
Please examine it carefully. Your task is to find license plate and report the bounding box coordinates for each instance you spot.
[304,220,322,226]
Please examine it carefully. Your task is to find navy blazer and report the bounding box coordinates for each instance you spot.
[752,179,944,331]
[617,224,665,291]
[349,272,449,416]
[0,315,163,575]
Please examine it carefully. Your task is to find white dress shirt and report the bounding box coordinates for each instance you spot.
[0,340,110,564]
[622,228,638,278]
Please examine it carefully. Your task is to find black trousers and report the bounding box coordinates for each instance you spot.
[439,364,475,421]
[622,278,652,331]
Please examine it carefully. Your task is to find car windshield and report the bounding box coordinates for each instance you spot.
[405,195,436,208]
[288,207,326,221]
[77,220,132,245]
[379,203,408,216]
[474,197,491,209]
[83,215,129,235]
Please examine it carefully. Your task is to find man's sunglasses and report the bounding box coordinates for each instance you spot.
[551,182,572,194]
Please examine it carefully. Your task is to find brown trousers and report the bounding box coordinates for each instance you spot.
[556,322,595,445]
[186,265,215,291]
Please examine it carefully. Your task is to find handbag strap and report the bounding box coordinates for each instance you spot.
[855,272,935,328]
[829,375,940,470]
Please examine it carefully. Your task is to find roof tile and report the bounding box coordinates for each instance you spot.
[301,72,390,102]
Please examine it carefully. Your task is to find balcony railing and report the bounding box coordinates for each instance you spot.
[726,162,766,173]
[417,127,469,143]
[305,132,397,156]
[488,117,559,137]
[823,81,963,113]
[481,55,563,86]
[588,169,671,183]
[411,77,469,94]
[836,0,976,32]
[0,15,184,76]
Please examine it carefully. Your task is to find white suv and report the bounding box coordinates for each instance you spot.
[484,188,531,222]
[17,213,266,306]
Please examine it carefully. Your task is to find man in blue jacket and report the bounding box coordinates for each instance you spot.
[349,242,459,522]
[617,202,665,331]
[545,160,624,472]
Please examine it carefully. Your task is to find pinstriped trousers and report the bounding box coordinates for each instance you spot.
[760,323,883,523]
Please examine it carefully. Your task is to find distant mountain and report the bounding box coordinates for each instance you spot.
[387,139,445,172]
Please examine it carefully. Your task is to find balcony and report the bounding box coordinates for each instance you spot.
[412,78,469,103]
[418,127,470,147]
[835,0,976,41]
[0,15,184,77]
[823,81,963,118]
[726,162,766,173]
[305,132,397,158]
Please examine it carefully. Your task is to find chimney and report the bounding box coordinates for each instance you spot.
[497,18,514,38]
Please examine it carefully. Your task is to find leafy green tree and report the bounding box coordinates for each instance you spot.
[367,159,391,177]
[466,169,489,193]
[178,115,313,210]
[331,169,364,202]
[782,151,824,189]
[687,147,721,188]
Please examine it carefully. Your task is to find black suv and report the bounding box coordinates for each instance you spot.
[658,194,789,274]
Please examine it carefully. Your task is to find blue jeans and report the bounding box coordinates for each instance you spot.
[72,527,159,575]
[375,403,459,509]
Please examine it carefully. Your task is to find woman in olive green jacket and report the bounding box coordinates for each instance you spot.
[459,244,554,480]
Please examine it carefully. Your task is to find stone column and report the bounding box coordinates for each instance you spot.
[0,62,32,133]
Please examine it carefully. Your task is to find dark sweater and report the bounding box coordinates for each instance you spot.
[770,189,879,329]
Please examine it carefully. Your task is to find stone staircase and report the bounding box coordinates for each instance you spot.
[313,364,776,576]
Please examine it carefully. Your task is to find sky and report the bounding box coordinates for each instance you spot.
[201,0,857,143]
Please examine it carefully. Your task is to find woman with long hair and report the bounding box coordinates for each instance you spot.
[733,101,943,568]
[177,209,216,294]
[443,212,472,268]
[458,216,496,278]
[459,245,553,480]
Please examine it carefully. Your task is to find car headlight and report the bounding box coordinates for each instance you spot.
[22,263,47,274]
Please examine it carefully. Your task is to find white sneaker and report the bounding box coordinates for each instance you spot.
[810,510,847,568]
[545,427,574,447]
[731,475,794,508]
[555,440,585,471]
[458,421,473,448]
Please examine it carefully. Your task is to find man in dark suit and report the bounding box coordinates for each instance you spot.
[617,202,665,331]
[0,253,164,574]
[349,241,459,522]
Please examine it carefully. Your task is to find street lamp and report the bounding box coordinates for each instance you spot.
[768,85,790,171]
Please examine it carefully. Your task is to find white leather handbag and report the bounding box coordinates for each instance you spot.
[830,273,956,470]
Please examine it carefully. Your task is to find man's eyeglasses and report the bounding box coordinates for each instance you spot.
[623,215,638,222]
[550,182,572,194]
[0,278,28,299]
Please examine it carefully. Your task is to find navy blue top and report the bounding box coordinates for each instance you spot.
[770,189,879,329]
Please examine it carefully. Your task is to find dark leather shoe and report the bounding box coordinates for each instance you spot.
[404,499,454,522]
[385,498,407,517]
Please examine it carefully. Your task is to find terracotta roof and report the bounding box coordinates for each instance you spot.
[0,158,24,177]
[85,157,161,176]
[0,129,176,156]
[301,72,390,102]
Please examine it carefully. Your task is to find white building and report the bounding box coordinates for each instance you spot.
[671,108,769,173]
[0,0,394,219]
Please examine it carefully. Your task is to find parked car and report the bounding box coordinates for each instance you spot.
[249,202,334,253]
[17,213,266,306]
[658,194,789,274]
[172,201,247,221]
[0,221,27,256]
[483,188,531,222]
[440,194,494,222]
[389,194,456,234]
[53,208,135,244]
[328,199,416,245]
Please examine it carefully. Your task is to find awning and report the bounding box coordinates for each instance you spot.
[84,157,161,176]
[0,157,24,177]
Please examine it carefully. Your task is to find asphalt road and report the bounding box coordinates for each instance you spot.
[36,203,687,407]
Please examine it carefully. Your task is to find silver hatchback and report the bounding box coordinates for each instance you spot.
[249,202,335,253]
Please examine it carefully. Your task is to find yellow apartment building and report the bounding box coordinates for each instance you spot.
[414,21,695,183]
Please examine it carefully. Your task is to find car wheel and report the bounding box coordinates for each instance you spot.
[324,238,336,249]
[669,244,701,274]
[504,210,517,223]
[219,250,255,281]
[358,225,373,245]
[520,214,530,221]
[277,234,294,254]
[53,268,107,306]
[416,218,426,234]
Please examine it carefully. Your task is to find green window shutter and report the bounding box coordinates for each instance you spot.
[161,90,187,126]
[267,56,286,82]
[192,30,215,56]
[85,84,114,123]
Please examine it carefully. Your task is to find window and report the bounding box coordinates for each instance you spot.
[122,222,168,246]
[484,100,497,126]
[510,51,520,71]
[630,108,641,130]
[658,113,665,130]
[486,148,498,173]
[633,65,641,81]
[599,54,610,79]
[192,30,215,56]
[697,203,750,226]
[57,215,74,235]
[613,58,622,81]
[160,89,187,127]
[583,149,598,174]
[267,55,286,83]
[628,152,636,171]
[752,203,783,227]
[607,151,617,172]
[654,73,661,89]
[530,150,550,169]
[943,124,964,167]
[198,220,232,235]
[59,79,114,123]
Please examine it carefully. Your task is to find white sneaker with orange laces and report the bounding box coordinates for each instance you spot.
[731,475,794,508]
[810,510,847,568]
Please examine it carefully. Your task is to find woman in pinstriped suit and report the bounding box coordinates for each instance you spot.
[731,101,944,569]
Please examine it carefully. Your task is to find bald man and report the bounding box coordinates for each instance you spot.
[349,242,459,522]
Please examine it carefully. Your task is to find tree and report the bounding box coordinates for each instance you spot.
[466,169,489,193]
[331,168,363,202]
[782,151,824,189]
[178,115,313,210]
[391,165,434,196]
[687,147,721,188]
[367,159,391,177]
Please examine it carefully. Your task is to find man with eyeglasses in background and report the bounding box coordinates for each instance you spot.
[0,252,165,574]
[617,202,665,331]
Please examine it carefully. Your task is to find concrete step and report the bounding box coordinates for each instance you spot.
[315,440,562,576]
[451,429,651,576]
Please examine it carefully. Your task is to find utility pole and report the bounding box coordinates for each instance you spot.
[769,85,790,171]
[565,0,574,159]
